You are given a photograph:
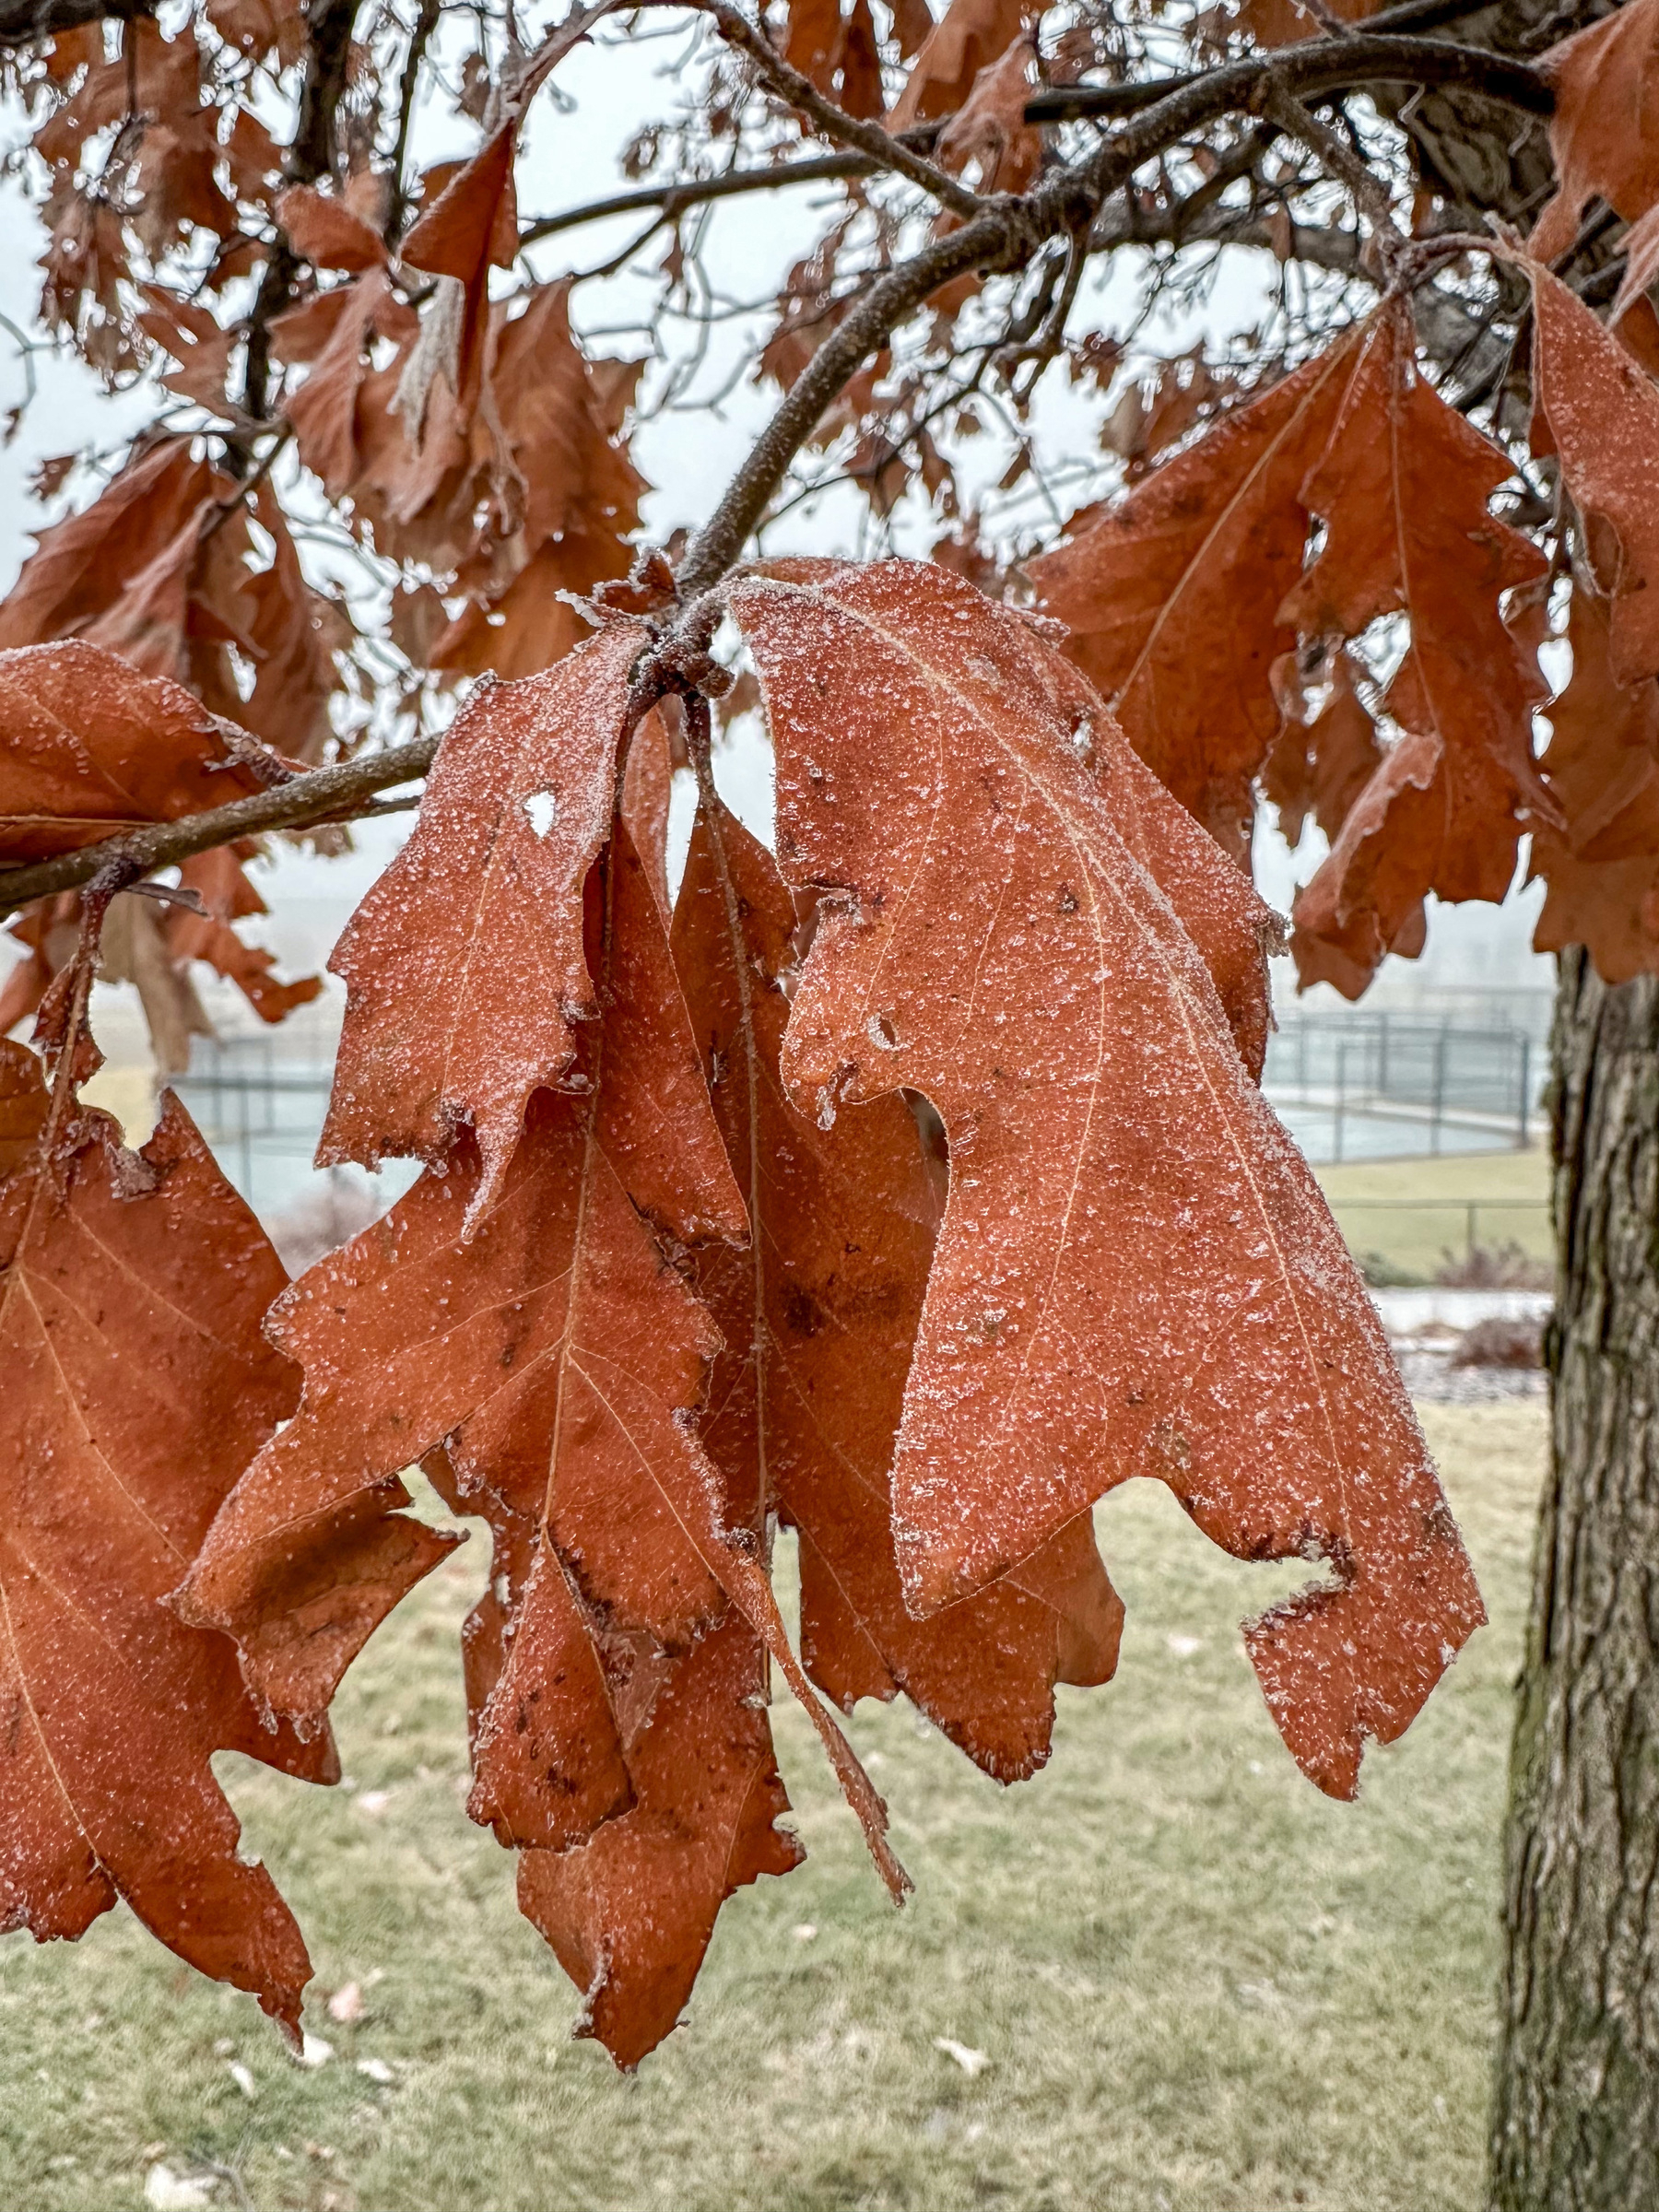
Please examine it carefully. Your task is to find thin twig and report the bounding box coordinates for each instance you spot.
[521,151,896,246]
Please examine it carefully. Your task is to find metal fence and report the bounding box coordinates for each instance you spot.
[171,1037,342,1219]
[1263,1013,1543,1164]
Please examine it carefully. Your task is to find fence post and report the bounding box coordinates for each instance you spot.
[1334,1041,1347,1164]
[1430,1030,1447,1158]
[1518,1035,1530,1148]
[1468,1202,1477,1265]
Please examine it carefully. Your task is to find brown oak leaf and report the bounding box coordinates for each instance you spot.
[0,641,289,865]
[1532,588,1659,982]
[1287,300,1549,994]
[1531,0,1659,264]
[673,796,1124,1782]
[318,619,649,1211]
[516,1615,804,2069]
[1528,258,1659,688]
[889,0,1034,128]
[0,1041,335,2039]
[729,557,1484,1801]
[1029,335,1359,861]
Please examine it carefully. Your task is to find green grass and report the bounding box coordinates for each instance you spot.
[1,1406,1546,2212]
[1313,1147,1551,1282]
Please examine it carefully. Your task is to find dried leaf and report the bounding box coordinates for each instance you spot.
[0,1041,335,2039]
[98,892,215,1078]
[516,1616,803,2068]
[1286,301,1548,994]
[184,819,900,2054]
[674,799,1124,1781]
[1531,588,1659,982]
[276,185,389,275]
[1531,0,1659,264]
[0,641,288,865]
[1527,258,1659,688]
[167,846,324,1028]
[783,0,843,88]
[318,621,647,1210]
[0,444,213,657]
[1030,336,1359,860]
[889,0,1033,129]
[936,33,1041,195]
[1262,650,1382,850]
[401,126,518,421]
[730,558,1483,1800]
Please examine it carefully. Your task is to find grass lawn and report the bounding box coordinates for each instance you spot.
[1313,1147,1551,1282]
[2,1405,1545,2212]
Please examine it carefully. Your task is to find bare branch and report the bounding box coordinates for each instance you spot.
[1027,36,1554,129]
[386,0,441,242]
[1262,86,1405,256]
[676,206,1028,595]
[239,0,363,430]
[521,149,912,247]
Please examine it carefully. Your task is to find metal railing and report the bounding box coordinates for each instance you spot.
[171,1039,336,1215]
[1263,1013,1542,1162]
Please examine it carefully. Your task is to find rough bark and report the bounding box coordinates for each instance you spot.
[1488,950,1659,2210]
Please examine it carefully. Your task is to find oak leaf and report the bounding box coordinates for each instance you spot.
[0,1041,335,2039]
[1527,258,1659,688]
[183,818,901,2054]
[784,0,845,88]
[318,620,649,1209]
[889,0,1034,128]
[1531,0,1659,264]
[1531,589,1659,982]
[1262,650,1382,852]
[276,185,389,275]
[1029,338,1358,860]
[673,797,1124,1781]
[401,126,518,424]
[0,640,290,865]
[935,33,1041,195]
[729,557,1484,1799]
[1286,300,1548,994]
[516,1615,804,2069]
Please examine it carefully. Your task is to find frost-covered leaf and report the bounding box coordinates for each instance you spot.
[1030,337,1359,859]
[1286,301,1549,995]
[730,557,1484,1799]
[0,641,289,865]
[673,797,1124,1782]
[1531,0,1659,263]
[319,620,647,1208]
[1531,589,1659,982]
[1528,259,1659,688]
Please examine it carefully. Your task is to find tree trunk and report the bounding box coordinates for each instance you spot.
[1489,948,1659,2209]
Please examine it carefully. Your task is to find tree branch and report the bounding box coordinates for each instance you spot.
[521,149,911,247]
[385,0,441,243]
[239,0,362,429]
[675,207,1028,595]
[1027,35,1554,128]
[0,738,439,918]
